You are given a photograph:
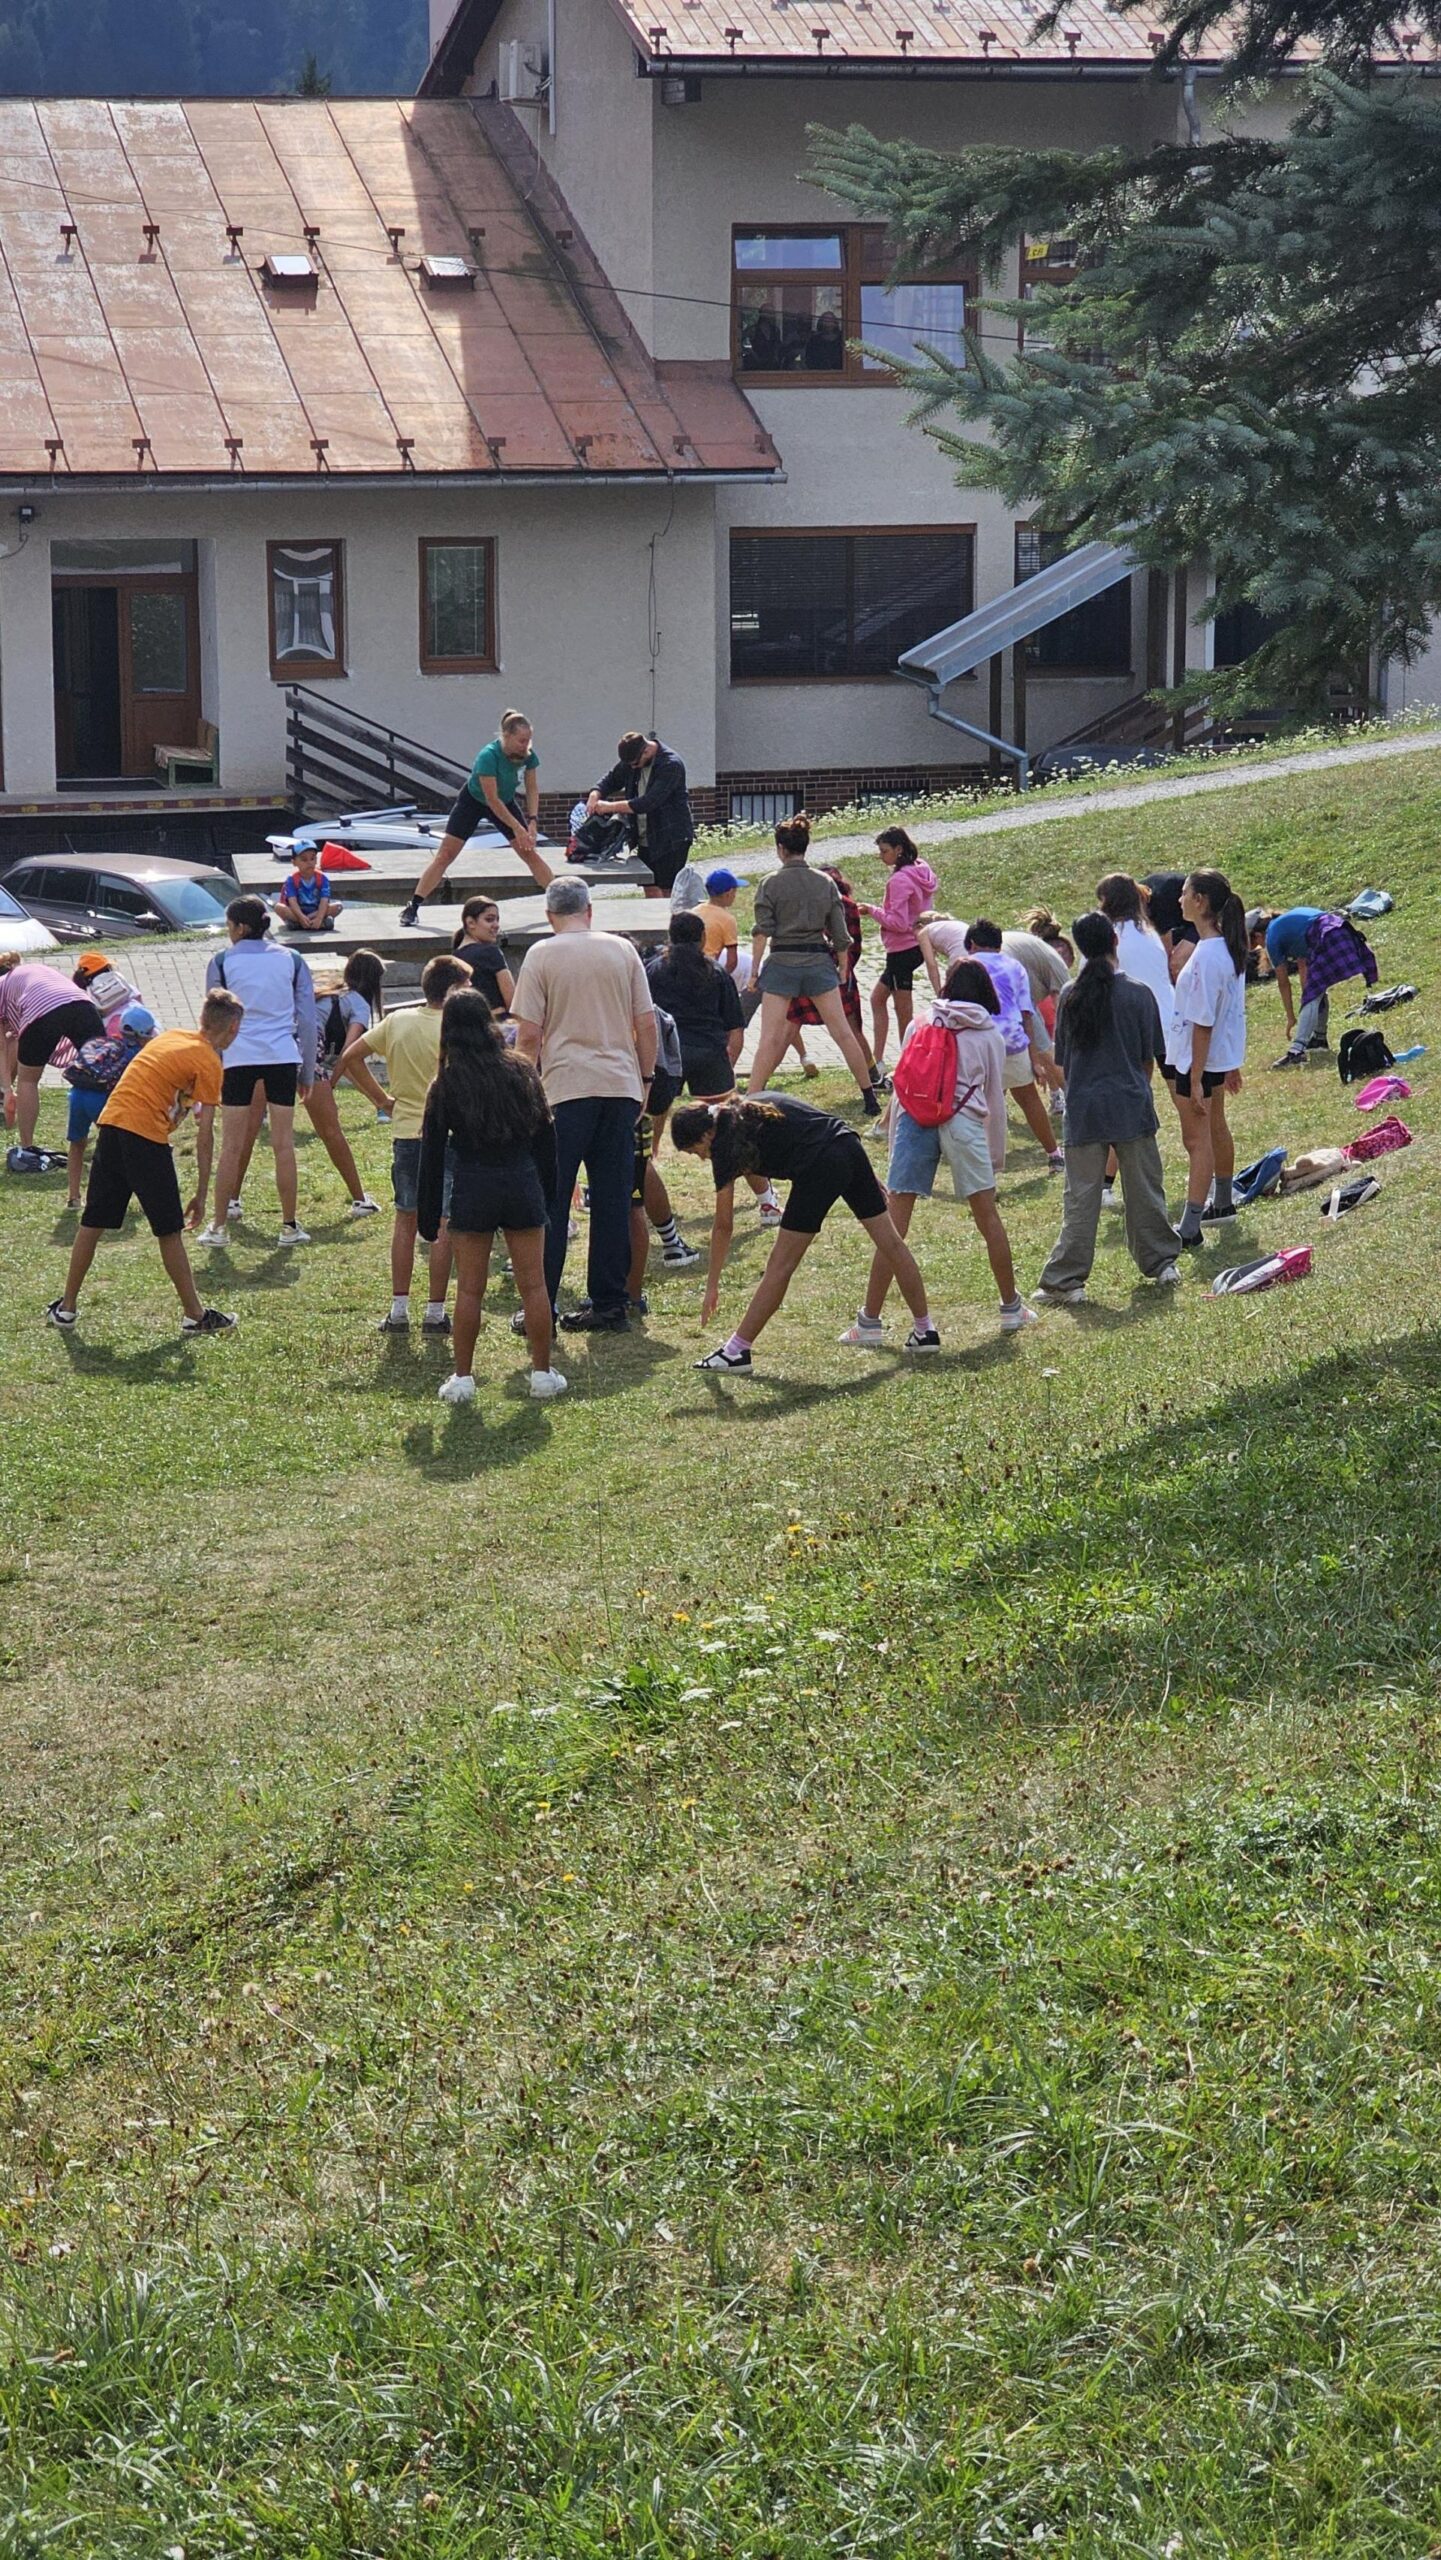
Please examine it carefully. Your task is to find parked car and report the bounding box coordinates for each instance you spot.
[0,875,60,954]
[265,804,549,863]
[3,853,239,941]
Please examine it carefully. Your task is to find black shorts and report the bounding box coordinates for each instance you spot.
[221,1061,299,1109]
[17,996,104,1068]
[1163,1064,1226,1100]
[647,1067,679,1118]
[681,1047,735,1098]
[446,784,525,845]
[642,841,691,896]
[447,1158,548,1236]
[82,1123,184,1237]
[879,946,923,994]
[780,1134,889,1235]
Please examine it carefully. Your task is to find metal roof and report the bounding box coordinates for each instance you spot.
[899,538,1137,684]
[0,95,779,480]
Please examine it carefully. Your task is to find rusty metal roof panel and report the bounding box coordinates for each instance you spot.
[595,0,1419,62]
[0,97,775,479]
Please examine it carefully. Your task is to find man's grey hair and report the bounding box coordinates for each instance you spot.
[546,875,592,919]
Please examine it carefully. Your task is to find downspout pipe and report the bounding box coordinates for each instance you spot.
[1181,62,1202,144]
[922,683,1031,790]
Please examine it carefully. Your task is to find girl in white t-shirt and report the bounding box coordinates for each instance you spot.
[1162,869,1249,1248]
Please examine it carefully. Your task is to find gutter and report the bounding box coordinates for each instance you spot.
[0,469,783,495]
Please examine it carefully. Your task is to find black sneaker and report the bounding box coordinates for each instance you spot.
[558,1304,628,1333]
[399,896,423,929]
[1200,1200,1237,1223]
[861,1086,883,1118]
[696,1343,751,1372]
[182,1307,237,1335]
[44,1297,76,1328]
[1269,1050,1306,1071]
[903,1324,941,1352]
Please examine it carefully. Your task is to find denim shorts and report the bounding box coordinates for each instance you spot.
[391,1137,453,1218]
[759,953,839,1001]
[886,1103,996,1201]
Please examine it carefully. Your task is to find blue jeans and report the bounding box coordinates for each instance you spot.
[545,1095,640,1315]
[1292,989,1330,1052]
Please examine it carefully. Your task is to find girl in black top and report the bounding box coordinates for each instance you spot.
[416,989,564,1406]
[451,898,516,1013]
[672,1094,938,1372]
[646,911,745,1095]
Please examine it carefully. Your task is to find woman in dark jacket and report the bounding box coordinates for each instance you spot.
[646,912,745,1095]
[416,989,564,1406]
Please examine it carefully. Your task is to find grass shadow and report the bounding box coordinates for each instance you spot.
[50,1329,199,1384]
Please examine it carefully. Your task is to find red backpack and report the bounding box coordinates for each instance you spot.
[892,1020,959,1127]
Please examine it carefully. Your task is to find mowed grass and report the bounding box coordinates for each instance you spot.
[2,746,1441,2555]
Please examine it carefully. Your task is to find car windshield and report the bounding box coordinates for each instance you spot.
[158,874,234,925]
[0,882,28,918]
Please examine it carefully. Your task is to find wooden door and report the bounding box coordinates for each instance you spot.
[118,577,200,779]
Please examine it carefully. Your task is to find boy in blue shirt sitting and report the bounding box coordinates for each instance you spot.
[275,843,342,933]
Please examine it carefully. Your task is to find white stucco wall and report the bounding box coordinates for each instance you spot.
[0,477,717,801]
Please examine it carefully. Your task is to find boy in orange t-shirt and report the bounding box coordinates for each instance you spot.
[47,990,244,1337]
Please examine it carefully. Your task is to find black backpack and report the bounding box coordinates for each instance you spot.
[1338,1026,1393,1084]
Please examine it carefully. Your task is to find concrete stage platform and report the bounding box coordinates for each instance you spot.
[271,894,670,970]
[233,847,653,904]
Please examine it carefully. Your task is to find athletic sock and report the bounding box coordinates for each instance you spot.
[1179,1201,1204,1243]
[1211,1174,1234,1214]
[424,1300,446,1323]
[391,1294,409,1321]
[723,1331,751,1357]
[655,1214,682,1251]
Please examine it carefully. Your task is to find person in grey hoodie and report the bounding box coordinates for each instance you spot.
[1033,911,1181,1305]
[843,959,1035,1340]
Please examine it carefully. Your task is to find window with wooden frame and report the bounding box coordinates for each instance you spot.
[1016,524,1132,675]
[730,528,974,681]
[1019,234,1080,351]
[267,540,344,679]
[419,538,497,673]
[733,227,971,385]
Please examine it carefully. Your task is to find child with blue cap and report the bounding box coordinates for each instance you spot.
[63,1002,157,1208]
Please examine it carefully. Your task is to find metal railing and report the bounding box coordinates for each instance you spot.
[284,685,468,816]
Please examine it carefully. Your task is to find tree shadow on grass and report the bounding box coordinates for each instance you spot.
[920,1328,1441,1727]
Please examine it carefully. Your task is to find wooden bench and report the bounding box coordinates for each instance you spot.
[154,718,219,786]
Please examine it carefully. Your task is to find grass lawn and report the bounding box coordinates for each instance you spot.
[2,746,1440,2555]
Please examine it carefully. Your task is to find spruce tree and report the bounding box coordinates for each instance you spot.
[811,47,1441,706]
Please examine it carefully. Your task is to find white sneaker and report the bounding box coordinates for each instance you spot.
[1153,1262,1182,1286]
[758,1197,783,1228]
[348,1195,381,1219]
[437,1373,476,1405]
[838,1315,885,1347]
[227,1197,244,1221]
[1032,1282,1086,1305]
[196,1224,230,1248]
[1100,1183,1119,1210]
[529,1367,569,1400]
[1000,1300,1039,1331]
[278,1221,310,1247]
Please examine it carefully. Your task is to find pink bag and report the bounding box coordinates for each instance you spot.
[1209,1244,1313,1297]
[1344,1115,1413,1163]
[1353,1074,1412,1111]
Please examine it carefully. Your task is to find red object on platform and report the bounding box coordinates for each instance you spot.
[319,843,372,872]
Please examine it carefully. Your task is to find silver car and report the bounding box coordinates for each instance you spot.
[3,852,238,941]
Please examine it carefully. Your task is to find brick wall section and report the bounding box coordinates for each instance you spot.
[535,762,990,835]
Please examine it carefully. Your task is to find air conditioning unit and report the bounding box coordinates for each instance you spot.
[498,39,548,101]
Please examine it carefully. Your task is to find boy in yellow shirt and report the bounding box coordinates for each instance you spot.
[46,989,244,1336]
[338,951,469,1331]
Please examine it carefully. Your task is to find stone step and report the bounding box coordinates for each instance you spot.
[233,846,653,904]
[272,894,671,975]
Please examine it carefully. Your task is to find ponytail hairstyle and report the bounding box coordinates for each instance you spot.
[1095,872,1145,929]
[500,708,532,738]
[775,812,812,859]
[1186,869,1248,974]
[1062,912,1118,1049]
[940,959,1000,1012]
[0,951,24,976]
[343,950,385,1020]
[876,826,920,869]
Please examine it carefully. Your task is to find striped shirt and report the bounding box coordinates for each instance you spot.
[0,962,81,1040]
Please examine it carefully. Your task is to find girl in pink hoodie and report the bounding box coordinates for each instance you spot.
[860,828,939,1077]
[843,959,1035,1340]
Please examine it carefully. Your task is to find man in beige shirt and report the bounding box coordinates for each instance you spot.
[510,876,658,1331]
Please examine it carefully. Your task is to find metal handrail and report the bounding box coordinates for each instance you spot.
[284,684,468,815]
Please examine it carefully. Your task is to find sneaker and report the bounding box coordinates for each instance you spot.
[1270,1050,1306,1071]
[1152,1263,1182,1285]
[559,1304,628,1333]
[511,1308,559,1337]
[1306,1035,1331,1054]
[376,1308,410,1332]
[696,1343,751,1373]
[437,1373,476,1405]
[838,1314,885,1347]
[1047,1150,1066,1173]
[278,1222,310,1247]
[1100,1183,1118,1210]
[870,1070,893,1096]
[801,1060,821,1080]
[421,1309,453,1335]
[529,1367,569,1400]
[1200,1200,1237,1223]
[999,1300,1039,1331]
[181,1308,237,1336]
[1178,1226,1207,1251]
[227,1197,244,1221]
[196,1223,231,1248]
[376,1109,392,1125]
[903,1323,941,1352]
[1032,1282,1086,1305]
[8,1146,46,1174]
[348,1195,381,1219]
[44,1297,76,1328]
[861,1086,883,1118]
[629,1293,650,1317]
[757,1197,784,1228]
[398,896,422,929]
[662,1239,701,1268]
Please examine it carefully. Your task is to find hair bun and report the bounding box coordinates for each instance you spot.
[775,811,811,856]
